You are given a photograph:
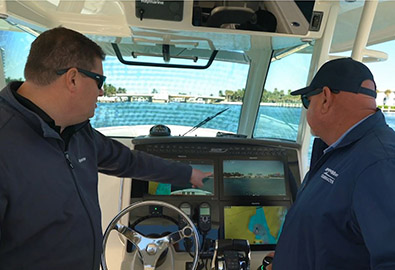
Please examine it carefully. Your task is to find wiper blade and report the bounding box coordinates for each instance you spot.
[182,108,229,136]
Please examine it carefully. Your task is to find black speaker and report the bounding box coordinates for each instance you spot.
[135,0,183,22]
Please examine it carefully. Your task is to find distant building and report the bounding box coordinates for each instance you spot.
[152,92,169,103]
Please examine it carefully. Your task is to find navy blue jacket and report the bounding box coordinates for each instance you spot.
[0,82,192,270]
[273,110,395,270]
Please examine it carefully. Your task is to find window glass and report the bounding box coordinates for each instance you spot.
[93,56,250,137]
[0,30,35,82]
[330,40,395,131]
[0,30,250,138]
[365,40,395,130]
[253,51,312,141]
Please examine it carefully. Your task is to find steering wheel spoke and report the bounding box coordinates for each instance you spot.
[139,238,170,270]
[168,226,195,244]
[114,223,141,245]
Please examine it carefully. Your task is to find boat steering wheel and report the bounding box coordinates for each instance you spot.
[101,200,200,270]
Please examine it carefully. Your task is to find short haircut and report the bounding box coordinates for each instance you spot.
[24,27,106,85]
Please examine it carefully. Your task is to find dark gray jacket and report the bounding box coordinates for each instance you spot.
[0,82,192,270]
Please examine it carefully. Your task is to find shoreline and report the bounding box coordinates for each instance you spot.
[97,98,303,107]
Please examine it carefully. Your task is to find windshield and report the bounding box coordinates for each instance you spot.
[0,29,251,137]
[2,29,395,142]
[92,55,250,137]
[253,50,312,141]
[0,30,35,82]
[0,29,312,141]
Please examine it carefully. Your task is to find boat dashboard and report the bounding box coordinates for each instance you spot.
[109,136,301,269]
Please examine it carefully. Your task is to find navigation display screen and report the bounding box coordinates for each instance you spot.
[148,160,214,196]
[224,206,287,245]
[223,160,286,196]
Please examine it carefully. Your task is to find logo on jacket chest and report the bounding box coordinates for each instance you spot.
[320,167,338,184]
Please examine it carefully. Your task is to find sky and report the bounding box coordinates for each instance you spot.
[264,40,395,93]
[84,39,395,95]
[364,41,395,91]
[223,160,284,175]
[2,31,395,94]
[103,56,250,96]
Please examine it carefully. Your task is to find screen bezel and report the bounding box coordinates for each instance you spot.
[219,200,291,251]
[219,156,292,201]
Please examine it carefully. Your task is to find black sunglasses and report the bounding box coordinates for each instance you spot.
[56,68,106,90]
[301,88,340,109]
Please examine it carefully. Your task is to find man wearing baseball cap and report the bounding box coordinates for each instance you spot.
[266,58,395,269]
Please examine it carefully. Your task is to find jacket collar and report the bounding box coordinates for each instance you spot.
[0,81,58,137]
[11,82,62,133]
[301,110,385,193]
[0,81,88,140]
[333,109,384,150]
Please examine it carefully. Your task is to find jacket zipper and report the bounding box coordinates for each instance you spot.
[64,152,74,169]
[64,150,96,269]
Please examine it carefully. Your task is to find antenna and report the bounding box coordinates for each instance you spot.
[182,108,229,136]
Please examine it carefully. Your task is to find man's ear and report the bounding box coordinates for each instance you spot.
[64,68,78,93]
[321,86,334,114]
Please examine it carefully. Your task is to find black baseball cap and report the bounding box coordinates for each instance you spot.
[291,58,377,98]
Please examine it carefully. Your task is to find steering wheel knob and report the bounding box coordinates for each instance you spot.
[146,243,158,255]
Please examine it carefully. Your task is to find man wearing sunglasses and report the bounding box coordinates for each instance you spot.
[266,58,395,270]
[0,27,211,270]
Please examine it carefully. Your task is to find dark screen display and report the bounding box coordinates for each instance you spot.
[223,160,286,196]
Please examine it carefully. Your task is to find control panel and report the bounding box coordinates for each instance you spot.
[128,137,300,269]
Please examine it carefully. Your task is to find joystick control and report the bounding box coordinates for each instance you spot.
[257,255,273,270]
